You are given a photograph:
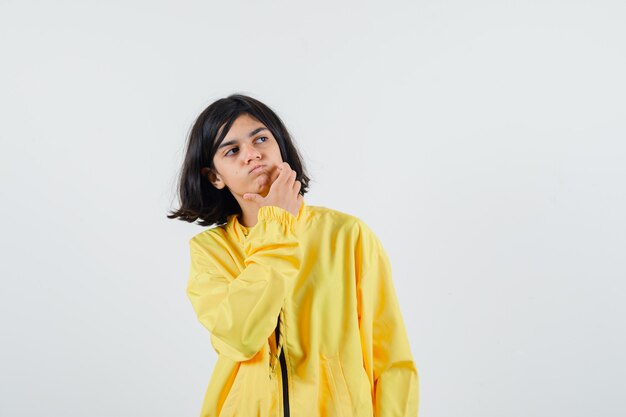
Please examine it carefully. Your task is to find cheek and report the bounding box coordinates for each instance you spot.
[271,143,283,160]
[227,169,244,180]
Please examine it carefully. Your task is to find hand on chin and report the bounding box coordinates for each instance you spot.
[256,165,279,189]
[244,165,279,200]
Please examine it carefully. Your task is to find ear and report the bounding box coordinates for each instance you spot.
[201,167,226,190]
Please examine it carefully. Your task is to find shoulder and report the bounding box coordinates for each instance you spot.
[302,204,358,226]
[188,223,229,253]
[301,204,377,239]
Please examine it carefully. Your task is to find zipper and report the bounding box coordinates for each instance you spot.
[275,312,290,417]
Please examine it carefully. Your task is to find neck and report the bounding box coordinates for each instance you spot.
[231,196,258,227]
[239,207,258,228]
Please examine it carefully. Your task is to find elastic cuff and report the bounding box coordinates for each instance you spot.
[244,206,298,256]
[257,205,296,225]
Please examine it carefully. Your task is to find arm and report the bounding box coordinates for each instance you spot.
[186,205,300,362]
[356,221,419,417]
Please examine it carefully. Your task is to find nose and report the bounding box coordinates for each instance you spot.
[243,144,261,163]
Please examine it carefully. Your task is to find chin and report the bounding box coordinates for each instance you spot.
[255,179,271,192]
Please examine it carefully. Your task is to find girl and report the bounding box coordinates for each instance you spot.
[168,94,419,417]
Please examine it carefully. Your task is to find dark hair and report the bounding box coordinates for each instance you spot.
[167,94,311,227]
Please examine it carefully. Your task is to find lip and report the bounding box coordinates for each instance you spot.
[249,164,265,174]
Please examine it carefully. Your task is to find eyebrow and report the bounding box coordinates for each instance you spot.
[217,127,268,150]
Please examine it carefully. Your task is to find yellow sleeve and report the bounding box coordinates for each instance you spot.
[356,221,419,416]
[186,205,300,362]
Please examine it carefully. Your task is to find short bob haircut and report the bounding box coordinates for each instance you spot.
[167,94,311,227]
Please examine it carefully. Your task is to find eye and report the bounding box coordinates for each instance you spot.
[225,147,238,156]
[255,136,268,143]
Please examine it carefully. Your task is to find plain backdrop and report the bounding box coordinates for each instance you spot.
[1,1,625,416]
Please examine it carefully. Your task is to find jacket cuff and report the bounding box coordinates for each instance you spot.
[257,205,296,227]
[244,205,299,259]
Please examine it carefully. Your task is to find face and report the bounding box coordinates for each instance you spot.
[205,113,283,202]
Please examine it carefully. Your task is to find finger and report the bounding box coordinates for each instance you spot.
[293,179,301,192]
[272,166,289,187]
[278,161,290,172]
[276,162,289,180]
[243,193,261,202]
[276,163,293,185]
[270,165,281,183]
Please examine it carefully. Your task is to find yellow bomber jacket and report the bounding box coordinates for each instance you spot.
[186,199,419,417]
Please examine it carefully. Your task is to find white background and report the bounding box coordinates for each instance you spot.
[1,1,625,416]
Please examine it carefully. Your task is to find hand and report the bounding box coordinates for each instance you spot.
[243,162,303,217]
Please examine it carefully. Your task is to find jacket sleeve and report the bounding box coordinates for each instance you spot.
[186,205,300,362]
[355,221,419,417]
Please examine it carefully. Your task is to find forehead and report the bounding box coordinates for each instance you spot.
[220,113,266,138]
[212,113,274,157]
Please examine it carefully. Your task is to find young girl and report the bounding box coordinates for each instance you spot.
[168,94,419,417]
